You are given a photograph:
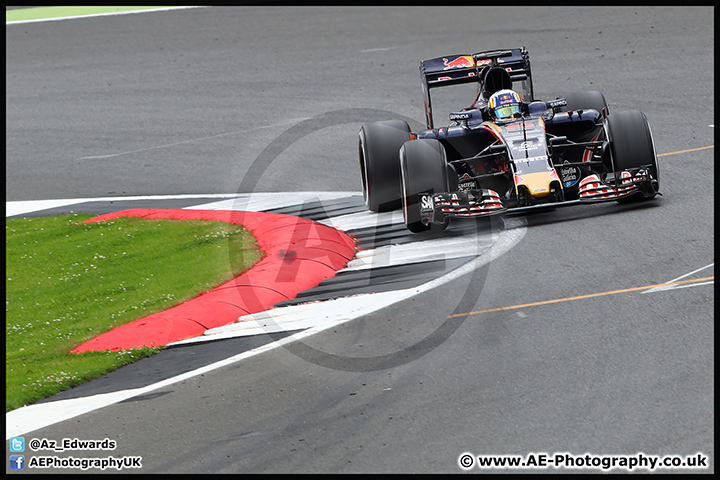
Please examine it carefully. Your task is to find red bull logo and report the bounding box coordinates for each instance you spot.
[489,90,522,111]
[443,56,474,70]
[496,94,514,105]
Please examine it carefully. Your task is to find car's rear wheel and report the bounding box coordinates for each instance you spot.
[359,120,411,212]
[605,110,660,203]
[560,90,609,118]
[553,91,609,165]
[399,139,450,233]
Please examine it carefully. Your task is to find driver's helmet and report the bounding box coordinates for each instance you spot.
[488,89,522,121]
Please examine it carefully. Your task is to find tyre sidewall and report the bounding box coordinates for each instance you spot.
[359,120,411,212]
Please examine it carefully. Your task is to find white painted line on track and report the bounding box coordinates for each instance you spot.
[6,194,241,218]
[186,191,358,213]
[642,263,714,294]
[5,192,360,218]
[6,333,301,439]
[319,209,403,231]
[648,281,714,292]
[344,234,494,272]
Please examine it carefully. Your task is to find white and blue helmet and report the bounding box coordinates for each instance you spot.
[488,89,522,121]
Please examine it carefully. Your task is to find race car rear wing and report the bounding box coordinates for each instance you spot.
[419,47,534,129]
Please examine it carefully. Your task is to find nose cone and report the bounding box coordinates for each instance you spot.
[515,171,561,198]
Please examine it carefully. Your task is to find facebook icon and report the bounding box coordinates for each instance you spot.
[10,454,25,470]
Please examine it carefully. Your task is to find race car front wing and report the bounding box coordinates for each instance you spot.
[577,169,656,201]
[419,168,658,225]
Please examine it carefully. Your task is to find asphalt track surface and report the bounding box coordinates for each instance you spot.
[6,6,714,473]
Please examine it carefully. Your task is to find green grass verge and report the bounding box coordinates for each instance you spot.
[6,213,264,412]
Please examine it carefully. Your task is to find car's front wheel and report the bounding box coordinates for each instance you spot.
[399,139,450,233]
[606,110,660,203]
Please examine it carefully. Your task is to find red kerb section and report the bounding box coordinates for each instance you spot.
[70,209,357,353]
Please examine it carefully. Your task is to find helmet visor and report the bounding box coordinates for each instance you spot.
[494,104,521,120]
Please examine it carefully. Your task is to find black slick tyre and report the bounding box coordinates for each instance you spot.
[605,110,660,203]
[560,90,609,119]
[359,120,411,212]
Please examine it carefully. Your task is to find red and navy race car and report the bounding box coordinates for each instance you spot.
[359,47,660,232]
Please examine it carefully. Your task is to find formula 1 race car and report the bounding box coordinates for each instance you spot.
[358,47,660,232]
